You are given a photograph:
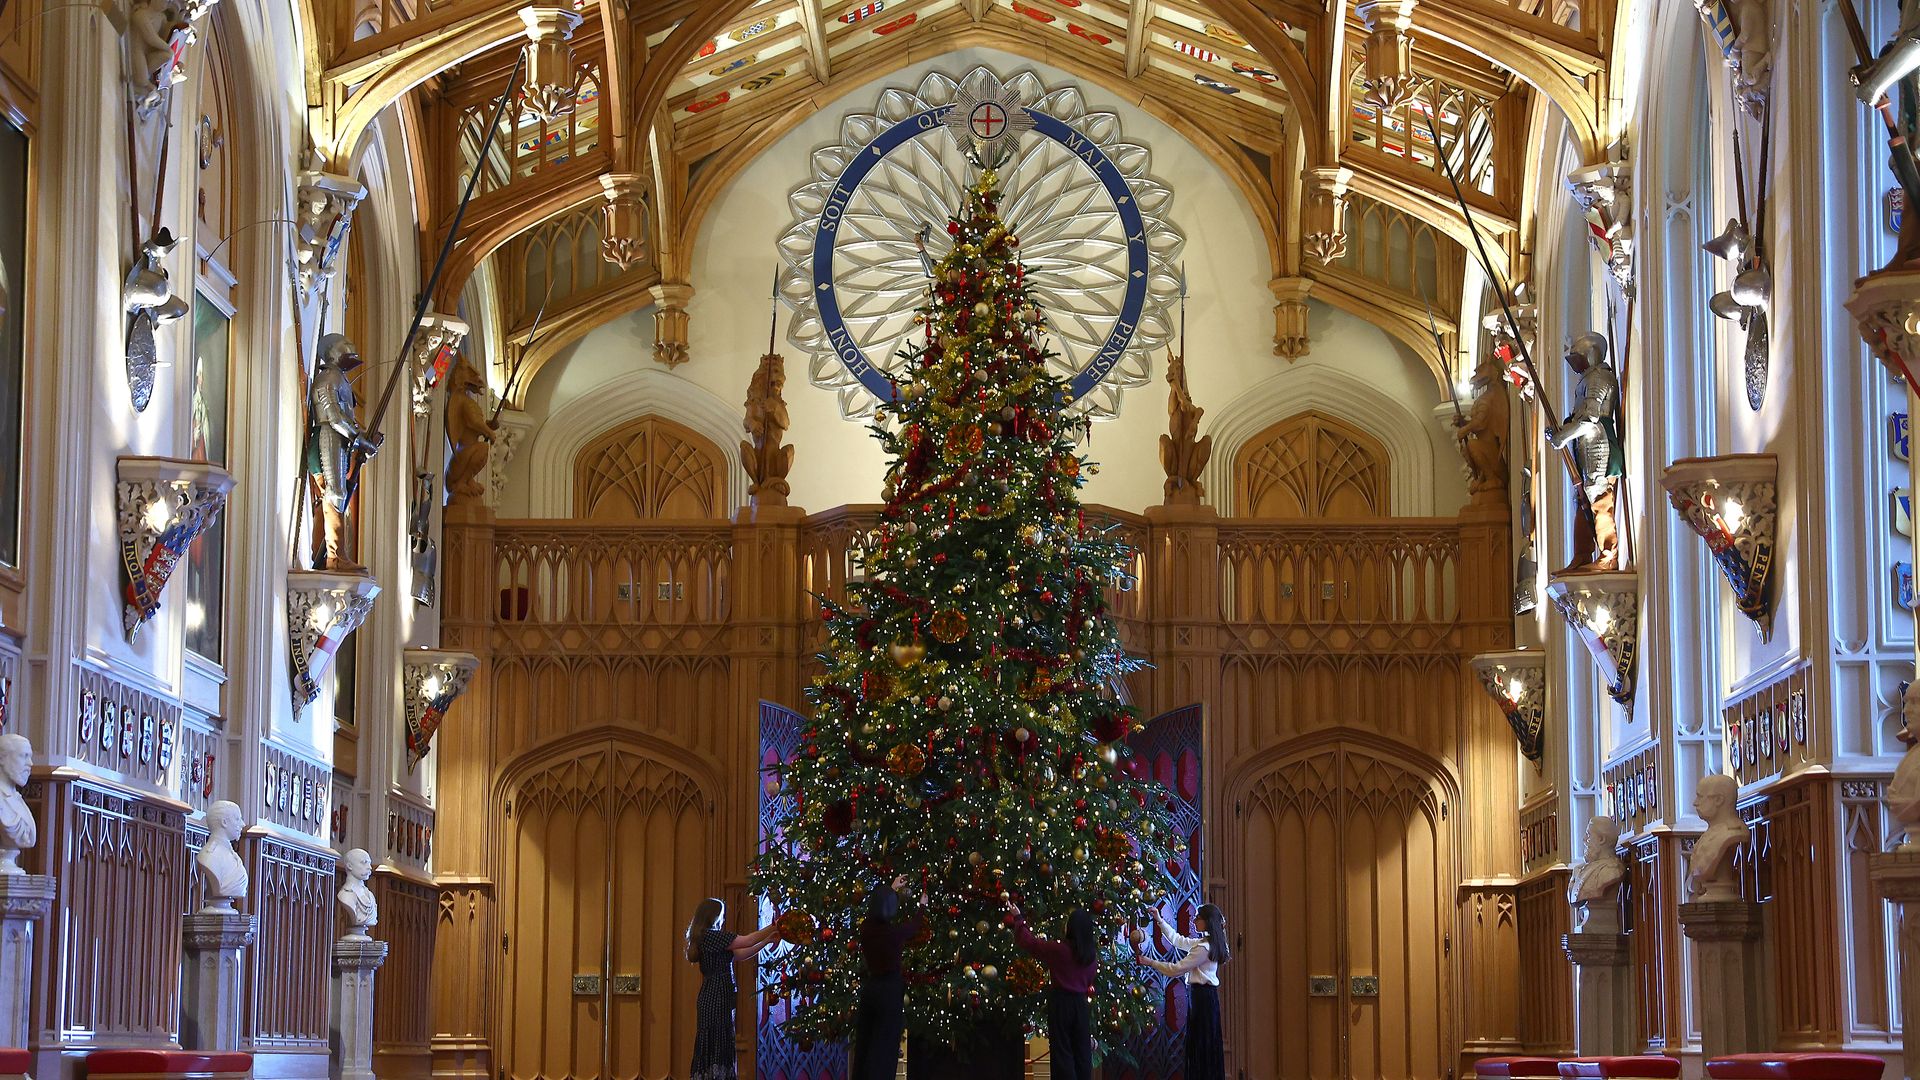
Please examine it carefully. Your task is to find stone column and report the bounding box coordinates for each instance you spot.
[332,935,389,1080]
[180,910,259,1050]
[1677,900,1764,1057]
[0,875,53,1048]
[1869,849,1920,1080]
[1563,928,1630,1055]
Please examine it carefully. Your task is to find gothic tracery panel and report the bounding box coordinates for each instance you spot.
[573,416,724,520]
[1235,411,1391,518]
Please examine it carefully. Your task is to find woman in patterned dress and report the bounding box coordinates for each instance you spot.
[685,897,781,1080]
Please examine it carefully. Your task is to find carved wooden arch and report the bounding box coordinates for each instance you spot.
[572,414,727,521]
[431,163,610,308]
[678,22,1287,290]
[1410,17,1605,162]
[1233,409,1393,518]
[632,0,1322,169]
[490,725,724,842]
[1225,725,1463,831]
[1303,273,1456,393]
[319,5,530,163]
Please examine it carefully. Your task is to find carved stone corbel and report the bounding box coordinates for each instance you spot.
[1846,268,1920,388]
[409,313,471,420]
[286,570,380,711]
[1567,159,1634,298]
[117,457,234,640]
[294,171,368,303]
[1546,571,1640,707]
[519,6,586,123]
[1659,454,1778,638]
[1470,650,1548,763]
[1695,0,1772,118]
[649,282,693,367]
[1302,167,1355,264]
[1356,0,1420,111]
[599,173,650,270]
[403,649,480,770]
[1269,277,1312,360]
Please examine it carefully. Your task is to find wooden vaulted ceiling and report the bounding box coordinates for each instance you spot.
[303,0,1618,399]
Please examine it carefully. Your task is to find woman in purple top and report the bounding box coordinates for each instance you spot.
[1007,902,1097,1080]
[851,874,924,1080]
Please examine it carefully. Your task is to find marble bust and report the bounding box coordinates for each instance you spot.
[1568,814,1625,930]
[1886,681,1920,849]
[1687,774,1749,903]
[337,847,379,936]
[195,800,250,912]
[0,733,37,875]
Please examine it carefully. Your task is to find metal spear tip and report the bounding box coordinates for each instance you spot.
[1700,218,1750,262]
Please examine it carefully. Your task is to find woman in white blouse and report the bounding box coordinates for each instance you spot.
[1131,902,1230,1080]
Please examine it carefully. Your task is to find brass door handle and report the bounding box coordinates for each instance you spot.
[611,975,641,995]
[1308,976,1338,997]
[1349,975,1378,998]
[572,974,602,995]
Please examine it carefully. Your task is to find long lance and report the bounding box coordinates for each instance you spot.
[1421,289,1464,423]
[364,50,528,475]
[1418,108,1580,484]
[490,274,557,427]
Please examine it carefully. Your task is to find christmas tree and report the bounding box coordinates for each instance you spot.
[751,170,1179,1058]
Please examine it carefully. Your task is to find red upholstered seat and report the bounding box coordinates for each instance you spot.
[0,1048,30,1074]
[1705,1055,1886,1080]
[1478,1057,1565,1078]
[84,1051,252,1077]
[1559,1057,1684,1079]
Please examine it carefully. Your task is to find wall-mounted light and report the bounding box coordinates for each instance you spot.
[1470,650,1548,764]
[287,571,380,711]
[117,457,234,640]
[1660,453,1778,639]
[1545,570,1639,708]
[403,649,480,771]
[519,6,585,123]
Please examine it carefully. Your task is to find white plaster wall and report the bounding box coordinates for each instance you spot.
[505,47,1462,517]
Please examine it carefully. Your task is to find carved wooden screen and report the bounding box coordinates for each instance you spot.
[500,740,712,1080]
[757,701,849,1079]
[1237,739,1453,1080]
[1113,704,1205,1080]
[573,415,724,520]
[1235,412,1390,518]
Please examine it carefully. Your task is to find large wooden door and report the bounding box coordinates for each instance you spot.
[502,738,714,1080]
[1236,738,1455,1080]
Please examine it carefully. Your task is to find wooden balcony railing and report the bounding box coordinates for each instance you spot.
[1216,519,1460,653]
[491,521,733,652]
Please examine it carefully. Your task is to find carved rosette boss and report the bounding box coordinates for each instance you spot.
[409,313,471,420]
[117,457,234,640]
[294,171,368,303]
[518,6,585,123]
[403,649,480,770]
[1356,0,1420,111]
[1470,650,1548,763]
[1302,167,1355,264]
[600,173,650,270]
[1659,453,1778,638]
[1545,571,1640,707]
[287,571,380,711]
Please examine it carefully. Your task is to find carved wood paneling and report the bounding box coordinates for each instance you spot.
[1603,745,1660,837]
[1519,795,1560,877]
[243,835,335,1053]
[1838,778,1899,1046]
[1626,833,1682,1051]
[262,742,329,839]
[1743,775,1844,1047]
[1515,869,1573,1053]
[1216,521,1459,654]
[430,882,497,1080]
[1234,411,1392,518]
[573,415,723,520]
[24,775,187,1049]
[374,871,442,1079]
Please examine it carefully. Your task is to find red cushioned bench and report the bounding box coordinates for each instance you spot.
[1705,1056,1887,1080]
[1477,1058,1565,1080]
[0,1049,30,1080]
[84,1051,251,1080]
[1559,1057,1683,1080]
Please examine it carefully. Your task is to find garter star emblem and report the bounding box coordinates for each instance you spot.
[778,67,1185,420]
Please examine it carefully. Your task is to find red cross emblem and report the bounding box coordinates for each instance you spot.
[969,102,1008,139]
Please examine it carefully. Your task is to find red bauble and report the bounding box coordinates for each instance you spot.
[824,799,854,836]
[1089,711,1129,743]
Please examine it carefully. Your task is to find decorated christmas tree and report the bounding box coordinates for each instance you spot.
[751,170,1179,1060]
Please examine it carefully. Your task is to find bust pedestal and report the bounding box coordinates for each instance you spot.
[332,935,389,1080]
[1869,849,1920,1080]
[0,875,54,1048]
[1563,907,1631,1056]
[1678,899,1764,1057]
[181,908,258,1050]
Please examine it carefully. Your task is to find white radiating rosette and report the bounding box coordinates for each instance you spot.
[777,67,1186,421]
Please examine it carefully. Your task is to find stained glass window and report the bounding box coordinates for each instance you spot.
[184,295,231,662]
[0,117,26,569]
